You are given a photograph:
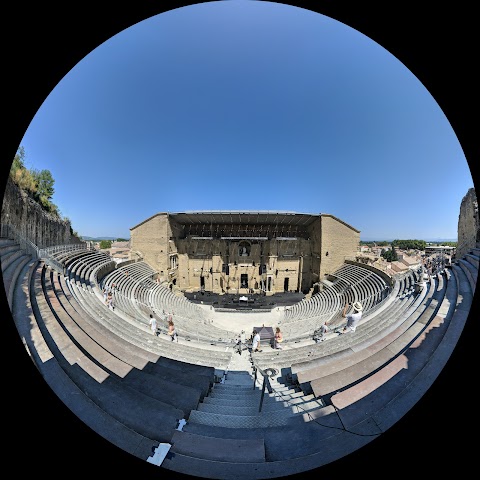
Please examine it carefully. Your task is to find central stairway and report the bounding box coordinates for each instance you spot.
[164,350,330,479]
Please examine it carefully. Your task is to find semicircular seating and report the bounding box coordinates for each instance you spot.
[4,231,476,480]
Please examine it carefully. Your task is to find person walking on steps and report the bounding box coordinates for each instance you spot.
[149,314,157,336]
[251,329,262,352]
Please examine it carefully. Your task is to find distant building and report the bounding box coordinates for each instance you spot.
[390,260,409,274]
[425,245,456,257]
[397,252,421,270]
[371,246,389,256]
[110,240,131,264]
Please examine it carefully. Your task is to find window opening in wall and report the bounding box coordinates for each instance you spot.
[284,277,289,292]
[240,273,248,289]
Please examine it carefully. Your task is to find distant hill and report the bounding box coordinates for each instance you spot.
[81,236,123,241]
[360,238,456,244]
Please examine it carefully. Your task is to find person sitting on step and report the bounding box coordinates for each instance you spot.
[340,301,363,333]
[168,319,178,342]
[273,326,284,349]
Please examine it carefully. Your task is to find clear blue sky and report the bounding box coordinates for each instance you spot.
[17,1,473,241]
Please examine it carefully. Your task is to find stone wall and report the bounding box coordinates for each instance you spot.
[318,214,361,279]
[130,212,170,273]
[1,176,82,247]
[456,187,479,259]
[130,212,360,295]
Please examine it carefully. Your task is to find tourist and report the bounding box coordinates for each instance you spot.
[274,326,284,349]
[107,291,115,310]
[314,321,329,342]
[168,319,178,342]
[251,329,262,352]
[149,314,157,336]
[340,301,363,333]
[106,290,113,308]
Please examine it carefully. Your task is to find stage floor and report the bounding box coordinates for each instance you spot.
[183,291,305,310]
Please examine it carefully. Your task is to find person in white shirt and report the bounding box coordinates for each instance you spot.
[341,301,363,333]
[251,330,262,352]
[149,314,157,336]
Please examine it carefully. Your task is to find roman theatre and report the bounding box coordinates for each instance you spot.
[4,196,474,479]
[130,210,358,296]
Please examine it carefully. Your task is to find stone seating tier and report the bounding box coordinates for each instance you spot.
[63,270,233,370]
[32,263,184,442]
[3,236,476,480]
[43,267,206,415]
[50,269,214,398]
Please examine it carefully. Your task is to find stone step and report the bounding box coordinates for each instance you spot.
[0,243,19,255]
[198,396,324,416]
[198,402,286,415]
[1,248,23,272]
[0,238,16,247]
[169,430,266,463]
[457,259,477,294]
[3,253,33,309]
[209,387,298,400]
[215,382,254,390]
[202,396,272,407]
[215,382,294,393]
[464,253,479,269]
[187,408,299,428]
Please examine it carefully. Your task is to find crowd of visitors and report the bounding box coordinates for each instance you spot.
[422,254,448,277]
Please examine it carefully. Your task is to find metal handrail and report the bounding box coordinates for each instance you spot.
[251,364,279,412]
[1,222,91,272]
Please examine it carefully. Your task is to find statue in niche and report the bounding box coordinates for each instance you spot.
[239,242,250,256]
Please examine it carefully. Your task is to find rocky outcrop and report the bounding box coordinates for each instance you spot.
[1,176,82,248]
[456,187,479,259]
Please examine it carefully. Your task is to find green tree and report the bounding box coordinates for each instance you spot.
[11,146,26,177]
[100,240,112,249]
[391,239,426,250]
[13,167,37,193]
[10,147,62,218]
[116,238,129,242]
[31,169,55,206]
[381,247,398,262]
[11,146,37,193]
